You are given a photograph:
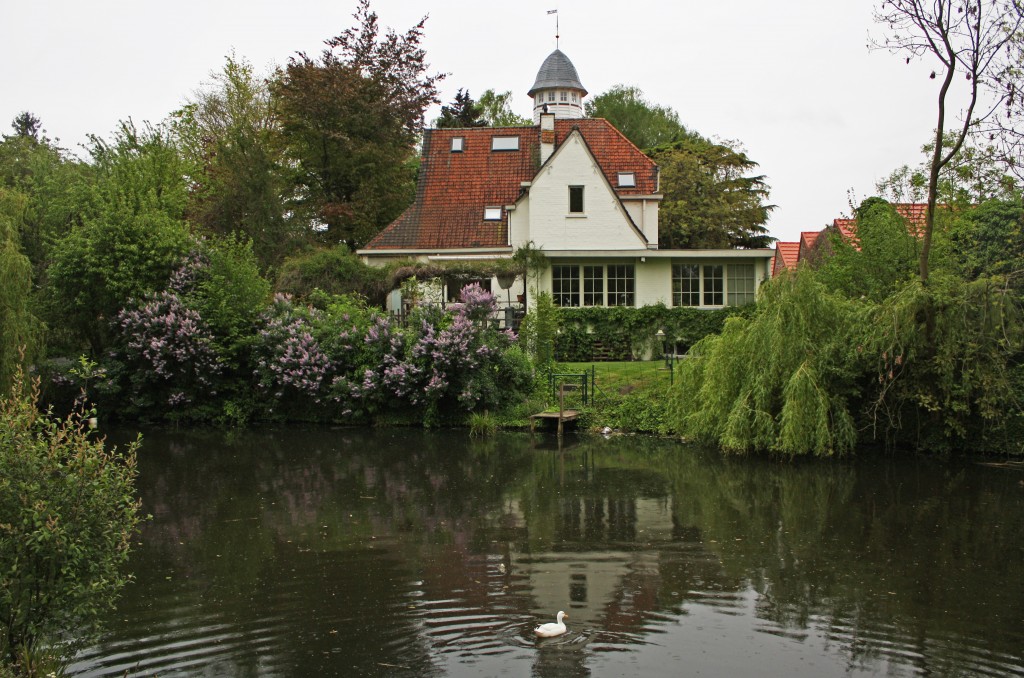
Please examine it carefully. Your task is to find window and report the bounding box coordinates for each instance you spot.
[483,207,502,221]
[571,92,578,103]
[617,172,636,188]
[672,264,700,306]
[450,137,464,152]
[547,92,555,102]
[607,265,635,306]
[552,265,580,307]
[491,136,519,151]
[560,91,568,102]
[703,265,723,306]
[727,264,756,306]
[569,186,584,213]
[583,266,603,306]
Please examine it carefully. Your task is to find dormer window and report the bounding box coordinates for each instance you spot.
[451,137,464,152]
[491,136,519,151]
[484,207,502,221]
[618,172,636,188]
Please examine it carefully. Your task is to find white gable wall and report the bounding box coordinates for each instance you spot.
[622,199,660,243]
[523,133,648,251]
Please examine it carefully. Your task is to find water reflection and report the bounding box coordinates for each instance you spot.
[71,429,1024,677]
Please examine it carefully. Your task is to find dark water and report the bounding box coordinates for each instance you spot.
[69,429,1024,677]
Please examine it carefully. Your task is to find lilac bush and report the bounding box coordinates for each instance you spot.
[252,294,331,407]
[114,290,224,408]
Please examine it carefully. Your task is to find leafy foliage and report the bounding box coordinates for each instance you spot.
[270,0,442,247]
[584,85,691,151]
[554,304,749,362]
[45,121,192,353]
[651,137,775,249]
[477,89,531,127]
[435,89,486,128]
[0,369,142,669]
[174,54,300,271]
[0,190,44,393]
[275,244,390,305]
[814,198,920,300]
[669,271,861,457]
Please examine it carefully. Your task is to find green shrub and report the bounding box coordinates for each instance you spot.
[276,244,390,305]
[0,369,143,669]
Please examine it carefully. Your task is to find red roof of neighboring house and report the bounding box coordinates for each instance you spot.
[364,118,657,251]
[772,241,800,276]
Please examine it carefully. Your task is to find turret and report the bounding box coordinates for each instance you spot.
[528,49,587,123]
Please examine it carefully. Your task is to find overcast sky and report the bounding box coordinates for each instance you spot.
[1,0,976,243]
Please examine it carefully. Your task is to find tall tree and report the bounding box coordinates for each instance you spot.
[46,121,191,354]
[9,111,42,140]
[585,85,691,151]
[174,55,299,271]
[650,137,775,249]
[874,0,1024,283]
[0,189,44,392]
[478,89,531,126]
[435,89,486,128]
[271,0,443,248]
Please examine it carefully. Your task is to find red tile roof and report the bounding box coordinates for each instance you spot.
[364,118,657,251]
[772,241,800,276]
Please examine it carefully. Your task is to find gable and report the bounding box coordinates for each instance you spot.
[526,130,649,251]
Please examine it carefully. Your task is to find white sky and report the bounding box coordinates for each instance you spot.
[1,0,974,243]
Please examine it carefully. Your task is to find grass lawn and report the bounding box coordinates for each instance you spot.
[551,360,677,405]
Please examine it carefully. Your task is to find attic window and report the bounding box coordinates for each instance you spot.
[451,137,464,152]
[569,186,584,214]
[491,136,520,151]
[484,207,502,221]
[618,172,636,187]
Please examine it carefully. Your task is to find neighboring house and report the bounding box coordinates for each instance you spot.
[771,204,930,274]
[358,49,774,315]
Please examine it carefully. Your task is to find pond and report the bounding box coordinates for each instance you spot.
[70,428,1024,677]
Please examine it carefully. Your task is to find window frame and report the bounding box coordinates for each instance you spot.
[552,265,581,307]
[617,172,636,188]
[450,137,464,152]
[483,207,502,221]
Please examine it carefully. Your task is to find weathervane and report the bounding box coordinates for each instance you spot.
[547,9,559,48]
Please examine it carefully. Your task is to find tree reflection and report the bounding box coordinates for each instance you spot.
[75,429,1024,677]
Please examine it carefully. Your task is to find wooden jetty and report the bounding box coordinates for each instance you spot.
[530,384,579,435]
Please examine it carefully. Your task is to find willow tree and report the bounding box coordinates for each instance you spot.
[0,189,44,393]
[874,0,1024,283]
[669,271,861,457]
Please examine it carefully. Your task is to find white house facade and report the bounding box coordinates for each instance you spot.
[357,49,773,313]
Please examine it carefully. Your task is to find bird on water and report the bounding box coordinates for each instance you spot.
[534,610,568,638]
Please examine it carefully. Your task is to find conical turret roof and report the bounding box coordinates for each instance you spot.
[528,49,587,97]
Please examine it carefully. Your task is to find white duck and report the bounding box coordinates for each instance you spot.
[534,610,569,638]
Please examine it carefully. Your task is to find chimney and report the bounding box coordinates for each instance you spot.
[540,112,555,164]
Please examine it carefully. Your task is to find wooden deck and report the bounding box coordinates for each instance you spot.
[529,410,579,435]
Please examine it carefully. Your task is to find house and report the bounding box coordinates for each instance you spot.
[358,49,775,315]
[771,203,930,274]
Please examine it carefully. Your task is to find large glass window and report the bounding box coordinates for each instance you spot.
[703,265,723,306]
[607,265,635,306]
[552,265,580,307]
[727,264,756,306]
[672,264,700,306]
[583,266,603,306]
